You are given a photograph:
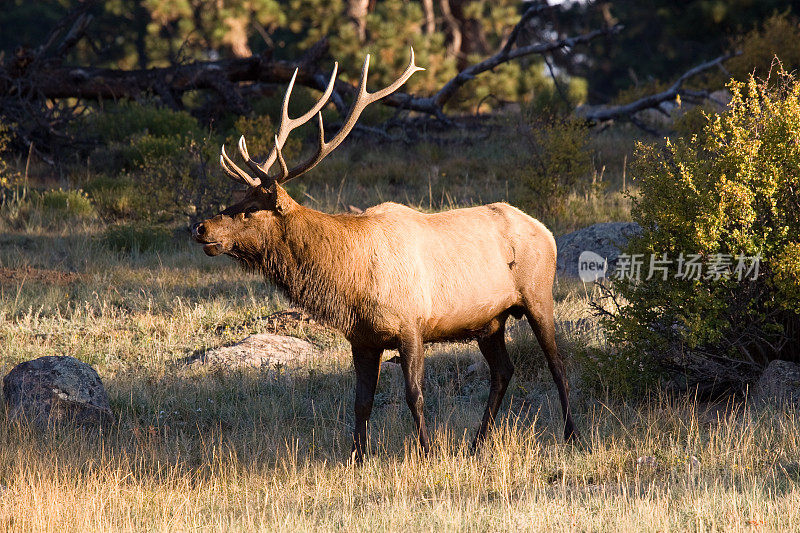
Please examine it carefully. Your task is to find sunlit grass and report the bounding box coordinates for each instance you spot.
[1,125,795,531]
[1,223,797,531]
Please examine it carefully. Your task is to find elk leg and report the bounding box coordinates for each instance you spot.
[524,299,578,442]
[473,321,515,449]
[351,345,383,463]
[399,332,430,454]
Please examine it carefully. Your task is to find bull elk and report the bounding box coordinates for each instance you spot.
[192,49,577,461]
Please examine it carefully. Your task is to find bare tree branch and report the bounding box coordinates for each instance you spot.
[2,14,620,123]
[499,2,552,56]
[1,54,318,102]
[578,52,741,124]
[36,0,97,61]
[380,23,623,119]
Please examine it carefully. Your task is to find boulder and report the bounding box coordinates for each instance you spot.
[753,360,800,405]
[465,361,488,378]
[187,333,320,368]
[380,355,401,373]
[263,307,338,344]
[3,356,113,426]
[555,222,642,280]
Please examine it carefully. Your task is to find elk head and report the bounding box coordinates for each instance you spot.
[192,49,423,258]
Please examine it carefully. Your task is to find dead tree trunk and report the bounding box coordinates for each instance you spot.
[347,0,373,42]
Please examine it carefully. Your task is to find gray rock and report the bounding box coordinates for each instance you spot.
[380,355,401,373]
[753,360,800,405]
[555,222,642,280]
[636,456,658,469]
[465,361,488,378]
[3,356,113,427]
[188,333,319,368]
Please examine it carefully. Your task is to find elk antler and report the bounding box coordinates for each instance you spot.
[220,48,424,187]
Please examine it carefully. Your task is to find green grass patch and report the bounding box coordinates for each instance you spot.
[100,223,174,254]
[39,188,96,219]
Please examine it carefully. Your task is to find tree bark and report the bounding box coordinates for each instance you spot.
[347,0,372,42]
[223,16,253,58]
[439,0,462,60]
[449,0,489,59]
[1,54,300,108]
[422,0,436,35]
[133,0,150,69]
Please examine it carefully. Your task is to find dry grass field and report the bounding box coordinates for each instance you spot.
[1,128,799,532]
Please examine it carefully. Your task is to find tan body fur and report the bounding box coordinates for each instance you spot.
[277,199,556,346]
[193,185,576,461]
[195,45,576,462]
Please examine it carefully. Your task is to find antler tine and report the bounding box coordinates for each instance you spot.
[274,134,290,179]
[220,145,261,187]
[275,47,424,183]
[237,63,340,180]
[367,47,425,101]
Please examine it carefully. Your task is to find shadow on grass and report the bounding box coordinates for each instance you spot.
[4,357,800,510]
[0,348,567,479]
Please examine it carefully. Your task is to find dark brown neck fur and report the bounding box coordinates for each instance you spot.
[238,206,367,337]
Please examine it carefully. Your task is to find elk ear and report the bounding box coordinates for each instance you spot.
[270,183,298,215]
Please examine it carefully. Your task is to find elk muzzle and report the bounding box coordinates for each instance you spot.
[192,221,229,256]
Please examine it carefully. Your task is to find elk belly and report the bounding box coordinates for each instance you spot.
[424,289,518,341]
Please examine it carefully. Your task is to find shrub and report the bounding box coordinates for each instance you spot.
[78,102,232,221]
[234,114,300,163]
[101,223,174,254]
[39,188,96,219]
[597,69,800,396]
[80,102,204,175]
[117,133,187,169]
[82,176,140,219]
[0,121,27,220]
[0,121,13,186]
[134,136,233,222]
[513,109,595,222]
[727,13,800,81]
[83,101,202,144]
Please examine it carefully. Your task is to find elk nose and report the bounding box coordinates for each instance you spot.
[192,222,205,238]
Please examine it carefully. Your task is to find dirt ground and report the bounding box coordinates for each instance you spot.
[0,266,82,286]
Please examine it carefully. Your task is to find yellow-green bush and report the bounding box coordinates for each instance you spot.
[233,114,300,163]
[83,101,202,145]
[39,188,96,219]
[77,102,234,220]
[0,121,13,188]
[82,176,140,219]
[0,121,25,218]
[596,69,800,395]
[79,102,313,221]
[79,101,204,174]
[131,136,230,222]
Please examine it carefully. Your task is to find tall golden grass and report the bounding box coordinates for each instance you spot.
[1,231,798,531]
[1,126,796,531]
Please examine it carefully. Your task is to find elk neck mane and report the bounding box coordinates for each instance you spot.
[245,204,376,336]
